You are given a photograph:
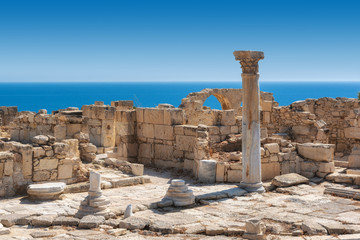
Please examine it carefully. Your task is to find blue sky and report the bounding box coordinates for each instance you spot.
[0,0,359,82]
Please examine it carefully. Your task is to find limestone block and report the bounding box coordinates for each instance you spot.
[208,126,220,135]
[263,112,271,124]
[198,160,216,183]
[53,142,69,155]
[138,123,155,139]
[58,164,73,179]
[319,162,335,173]
[300,161,318,173]
[272,173,309,187]
[135,108,144,123]
[154,125,174,140]
[63,139,80,157]
[144,108,164,125]
[130,163,143,176]
[54,125,66,140]
[164,109,184,125]
[264,143,280,154]
[261,101,272,112]
[154,144,173,161]
[116,122,135,136]
[348,154,360,168]
[220,110,236,126]
[297,143,335,162]
[219,126,231,135]
[183,125,197,136]
[118,143,138,158]
[66,124,81,138]
[154,159,183,169]
[261,162,280,181]
[174,125,184,135]
[344,127,360,139]
[4,160,13,176]
[138,143,153,158]
[116,110,136,123]
[227,169,242,183]
[176,135,195,152]
[0,163,3,178]
[33,147,45,158]
[216,162,226,182]
[39,158,58,170]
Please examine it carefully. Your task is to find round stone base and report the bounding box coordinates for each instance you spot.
[240,181,265,193]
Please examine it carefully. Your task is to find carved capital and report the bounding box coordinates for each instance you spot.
[233,51,264,74]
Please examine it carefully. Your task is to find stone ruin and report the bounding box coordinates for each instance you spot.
[0,50,359,239]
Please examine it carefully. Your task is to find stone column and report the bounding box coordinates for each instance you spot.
[89,171,102,192]
[233,50,265,193]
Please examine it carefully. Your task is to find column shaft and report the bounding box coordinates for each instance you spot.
[241,74,264,193]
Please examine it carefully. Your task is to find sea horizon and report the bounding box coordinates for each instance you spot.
[1,81,359,112]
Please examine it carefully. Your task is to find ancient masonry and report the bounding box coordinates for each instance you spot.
[1,52,360,198]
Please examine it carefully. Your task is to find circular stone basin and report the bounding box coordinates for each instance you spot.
[27,182,66,200]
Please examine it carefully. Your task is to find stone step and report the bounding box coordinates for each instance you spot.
[334,160,349,168]
[326,172,359,185]
[324,187,360,200]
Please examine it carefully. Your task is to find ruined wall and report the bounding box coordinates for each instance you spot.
[270,97,360,154]
[0,138,83,197]
[0,106,18,126]
[9,109,83,143]
[215,138,335,182]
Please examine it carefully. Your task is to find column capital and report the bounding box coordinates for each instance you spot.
[233,50,264,74]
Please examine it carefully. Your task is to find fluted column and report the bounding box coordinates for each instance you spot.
[233,50,265,193]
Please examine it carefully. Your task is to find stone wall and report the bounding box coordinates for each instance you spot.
[0,106,18,126]
[0,137,83,197]
[9,109,83,143]
[270,97,360,154]
[215,138,335,182]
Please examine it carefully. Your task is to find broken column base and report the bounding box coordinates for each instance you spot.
[240,182,265,193]
[76,190,111,219]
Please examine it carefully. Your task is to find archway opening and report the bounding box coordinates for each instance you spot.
[203,95,222,110]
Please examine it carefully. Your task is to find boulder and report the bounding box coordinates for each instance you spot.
[272,173,309,187]
[79,215,105,229]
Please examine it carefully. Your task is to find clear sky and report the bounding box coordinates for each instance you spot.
[0,0,359,82]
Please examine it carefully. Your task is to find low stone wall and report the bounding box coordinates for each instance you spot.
[0,138,84,197]
[215,139,335,182]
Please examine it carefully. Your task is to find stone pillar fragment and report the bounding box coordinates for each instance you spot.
[234,50,265,193]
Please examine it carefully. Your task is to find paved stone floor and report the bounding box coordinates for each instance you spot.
[0,168,360,239]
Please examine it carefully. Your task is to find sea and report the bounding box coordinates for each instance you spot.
[0,82,359,112]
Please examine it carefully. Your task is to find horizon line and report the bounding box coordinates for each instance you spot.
[0,80,359,83]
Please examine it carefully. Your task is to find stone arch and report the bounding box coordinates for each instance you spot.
[211,93,232,110]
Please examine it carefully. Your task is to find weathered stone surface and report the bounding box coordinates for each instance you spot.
[78,215,105,229]
[107,228,127,236]
[301,220,327,235]
[53,216,80,226]
[33,147,45,158]
[118,216,150,230]
[198,160,216,183]
[272,173,309,187]
[264,143,280,154]
[297,143,335,162]
[30,231,57,238]
[1,214,30,227]
[27,182,66,200]
[31,214,57,227]
[205,224,224,236]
